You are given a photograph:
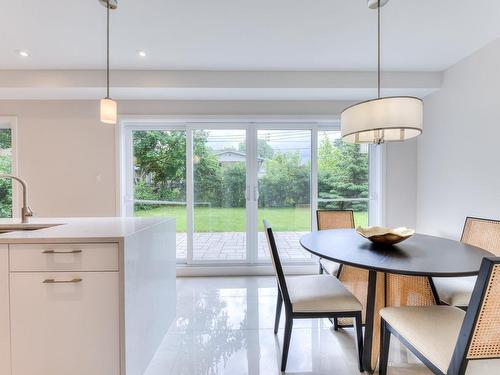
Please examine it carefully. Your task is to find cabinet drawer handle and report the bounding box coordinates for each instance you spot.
[43,278,83,284]
[42,250,83,254]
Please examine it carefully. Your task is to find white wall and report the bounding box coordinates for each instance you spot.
[0,101,116,217]
[417,39,500,239]
[385,140,418,228]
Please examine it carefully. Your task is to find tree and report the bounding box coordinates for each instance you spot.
[239,139,274,159]
[133,130,223,207]
[0,156,12,217]
[0,129,12,218]
[318,135,369,211]
[0,129,11,149]
[133,130,186,202]
[318,135,340,172]
[259,152,310,208]
[221,162,246,208]
[193,131,223,206]
[132,130,369,215]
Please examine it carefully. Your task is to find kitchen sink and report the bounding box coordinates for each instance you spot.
[0,223,62,234]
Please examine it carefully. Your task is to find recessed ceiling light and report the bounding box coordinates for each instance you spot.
[15,50,30,57]
[137,50,147,58]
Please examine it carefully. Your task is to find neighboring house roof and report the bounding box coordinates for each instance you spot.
[215,151,264,162]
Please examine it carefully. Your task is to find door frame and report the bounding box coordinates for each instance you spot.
[118,116,384,269]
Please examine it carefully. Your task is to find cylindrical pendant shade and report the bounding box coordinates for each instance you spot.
[341,96,423,144]
[100,98,117,125]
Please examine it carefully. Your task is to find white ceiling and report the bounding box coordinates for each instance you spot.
[1,0,500,72]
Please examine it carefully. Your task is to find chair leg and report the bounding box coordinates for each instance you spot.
[274,290,283,334]
[354,312,364,373]
[328,317,339,330]
[379,319,391,375]
[281,316,293,372]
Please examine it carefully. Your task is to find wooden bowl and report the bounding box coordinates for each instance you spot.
[356,226,415,245]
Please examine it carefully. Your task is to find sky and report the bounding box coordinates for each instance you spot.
[204,129,342,162]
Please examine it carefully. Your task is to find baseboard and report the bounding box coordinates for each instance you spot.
[176,263,318,277]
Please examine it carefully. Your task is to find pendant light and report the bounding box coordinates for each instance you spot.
[99,0,118,125]
[341,0,423,144]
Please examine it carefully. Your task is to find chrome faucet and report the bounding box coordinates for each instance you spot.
[0,174,34,223]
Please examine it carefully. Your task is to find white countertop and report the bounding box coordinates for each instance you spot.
[0,217,174,243]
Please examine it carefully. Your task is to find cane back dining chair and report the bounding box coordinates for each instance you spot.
[263,220,364,372]
[433,217,500,308]
[317,209,355,276]
[317,210,370,330]
[380,257,500,375]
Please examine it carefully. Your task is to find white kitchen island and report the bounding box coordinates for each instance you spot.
[0,217,176,375]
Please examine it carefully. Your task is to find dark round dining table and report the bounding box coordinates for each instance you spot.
[300,228,492,372]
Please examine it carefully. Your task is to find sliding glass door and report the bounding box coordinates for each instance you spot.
[131,130,188,260]
[256,129,312,261]
[192,129,248,262]
[123,122,374,266]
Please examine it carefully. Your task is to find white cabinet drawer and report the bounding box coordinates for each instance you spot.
[10,272,120,375]
[9,243,119,272]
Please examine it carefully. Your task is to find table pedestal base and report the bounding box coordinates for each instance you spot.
[338,267,438,373]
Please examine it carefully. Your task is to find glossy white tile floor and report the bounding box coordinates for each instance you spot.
[144,276,495,375]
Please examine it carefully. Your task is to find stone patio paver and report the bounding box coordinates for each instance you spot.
[175,232,310,261]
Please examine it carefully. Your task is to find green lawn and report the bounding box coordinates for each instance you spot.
[135,206,368,232]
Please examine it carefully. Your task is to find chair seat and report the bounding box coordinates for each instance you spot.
[286,275,362,313]
[319,258,340,276]
[380,306,465,374]
[433,276,476,307]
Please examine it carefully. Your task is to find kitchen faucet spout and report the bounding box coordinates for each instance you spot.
[0,174,33,223]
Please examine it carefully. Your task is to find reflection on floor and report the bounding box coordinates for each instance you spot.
[143,276,441,375]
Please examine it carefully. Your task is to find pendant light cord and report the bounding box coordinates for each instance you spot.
[106,0,110,99]
[377,0,381,98]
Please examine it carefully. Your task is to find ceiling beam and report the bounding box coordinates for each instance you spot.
[0,70,441,100]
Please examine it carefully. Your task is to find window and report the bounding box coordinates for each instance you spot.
[0,124,13,218]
